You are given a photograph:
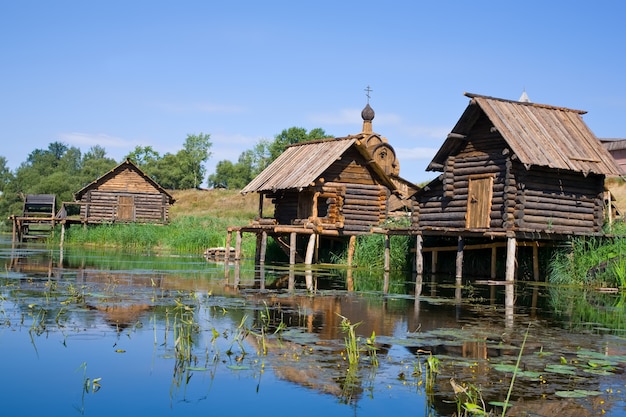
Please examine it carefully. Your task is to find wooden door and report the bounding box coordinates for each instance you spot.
[117,195,135,221]
[466,176,493,228]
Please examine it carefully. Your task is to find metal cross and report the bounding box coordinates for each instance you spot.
[364,85,373,103]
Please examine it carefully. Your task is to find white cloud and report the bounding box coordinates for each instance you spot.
[58,132,137,149]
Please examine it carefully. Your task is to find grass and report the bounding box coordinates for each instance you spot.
[49,189,265,256]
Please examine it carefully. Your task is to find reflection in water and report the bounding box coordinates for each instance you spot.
[1,239,625,417]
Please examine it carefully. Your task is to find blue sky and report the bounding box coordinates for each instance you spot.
[2,1,625,185]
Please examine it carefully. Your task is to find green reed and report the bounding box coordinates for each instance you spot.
[50,215,258,255]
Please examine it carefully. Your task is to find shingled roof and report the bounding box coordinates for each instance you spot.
[240,137,397,194]
[428,93,622,176]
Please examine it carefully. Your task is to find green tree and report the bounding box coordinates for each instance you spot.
[0,156,13,193]
[179,133,212,189]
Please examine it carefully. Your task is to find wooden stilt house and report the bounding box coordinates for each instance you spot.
[412,92,622,280]
[74,159,175,224]
[233,103,414,264]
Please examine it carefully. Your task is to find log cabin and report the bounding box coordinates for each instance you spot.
[74,159,175,224]
[232,103,415,266]
[412,92,623,281]
[600,138,626,175]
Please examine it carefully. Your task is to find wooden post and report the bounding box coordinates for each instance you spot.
[258,194,264,218]
[505,236,516,283]
[305,233,316,265]
[60,221,66,249]
[224,230,232,263]
[532,242,540,281]
[347,235,356,267]
[415,234,423,276]
[431,250,438,274]
[289,232,297,265]
[259,231,267,265]
[456,236,464,281]
[384,234,390,273]
[11,216,16,245]
[235,230,243,261]
[491,246,497,279]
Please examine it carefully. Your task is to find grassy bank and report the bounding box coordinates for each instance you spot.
[51,189,266,256]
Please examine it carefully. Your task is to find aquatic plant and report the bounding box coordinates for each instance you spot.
[548,233,626,288]
[339,315,361,367]
[450,378,489,417]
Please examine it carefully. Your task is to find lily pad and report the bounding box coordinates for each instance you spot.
[555,389,602,398]
[544,364,577,375]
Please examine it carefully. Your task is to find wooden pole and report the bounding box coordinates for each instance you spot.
[505,236,516,283]
[532,242,539,281]
[259,231,267,265]
[235,230,243,261]
[384,234,390,272]
[431,250,438,273]
[456,236,464,281]
[415,234,423,276]
[491,246,497,279]
[305,233,316,265]
[347,235,356,267]
[289,232,297,265]
[224,230,232,262]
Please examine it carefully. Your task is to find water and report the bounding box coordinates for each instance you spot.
[1,235,625,416]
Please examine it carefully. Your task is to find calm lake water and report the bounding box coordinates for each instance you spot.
[1,234,625,417]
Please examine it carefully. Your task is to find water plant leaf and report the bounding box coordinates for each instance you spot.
[555,389,602,398]
[544,364,577,375]
[492,364,519,373]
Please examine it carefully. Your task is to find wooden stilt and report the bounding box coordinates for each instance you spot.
[532,242,539,281]
[347,235,356,267]
[235,230,243,261]
[491,246,497,279]
[383,270,390,294]
[505,236,516,283]
[384,234,390,272]
[304,233,316,265]
[456,236,464,281]
[431,250,438,274]
[415,234,423,276]
[259,231,267,265]
[224,230,232,262]
[289,232,297,265]
[60,221,66,249]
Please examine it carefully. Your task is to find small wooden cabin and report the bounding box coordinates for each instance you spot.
[74,159,175,224]
[241,104,410,235]
[412,93,622,279]
[233,104,413,265]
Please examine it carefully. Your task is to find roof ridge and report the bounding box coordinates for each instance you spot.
[464,92,587,115]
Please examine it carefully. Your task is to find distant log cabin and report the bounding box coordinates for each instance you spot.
[600,138,626,175]
[74,159,175,224]
[412,92,623,281]
[232,103,415,265]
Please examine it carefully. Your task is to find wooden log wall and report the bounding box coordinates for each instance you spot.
[326,181,388,234]
[79,190,168,223]
[514,165,604,233]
